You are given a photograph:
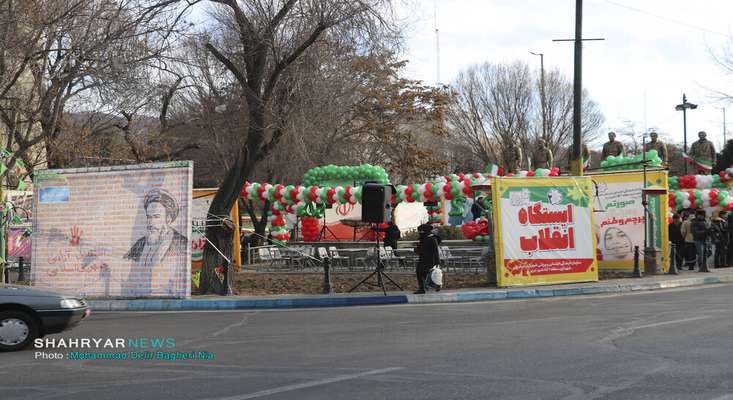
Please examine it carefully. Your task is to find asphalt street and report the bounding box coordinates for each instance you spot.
[4,284,733,400]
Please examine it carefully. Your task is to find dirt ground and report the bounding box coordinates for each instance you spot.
[230,271,492,296]
[228,270,628,296]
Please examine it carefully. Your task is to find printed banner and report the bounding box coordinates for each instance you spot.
[191,190,215,291]
[31,162,193,298]
[492,177,598,287]
[590,171,669,271]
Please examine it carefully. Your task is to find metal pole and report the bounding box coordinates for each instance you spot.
[643,136,647,251]
[530,52,547,140]
[683,95,688,175]
[17,257,24,282]
[724,108,727,143]
[669,243,678,275]
[571,0,583,176]
[322,257,332,294]
[633,246,642,277]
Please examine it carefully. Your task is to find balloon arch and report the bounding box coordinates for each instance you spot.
[240,163,733,243]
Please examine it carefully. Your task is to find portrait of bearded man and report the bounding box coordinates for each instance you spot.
[124,188,188,296]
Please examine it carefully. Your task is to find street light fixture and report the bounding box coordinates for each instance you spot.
[675,93,697,174]
[529,51,547,141]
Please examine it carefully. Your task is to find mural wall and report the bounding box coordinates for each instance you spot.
[31,162,193,298]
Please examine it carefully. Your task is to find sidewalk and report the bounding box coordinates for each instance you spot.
[88,268,733,312]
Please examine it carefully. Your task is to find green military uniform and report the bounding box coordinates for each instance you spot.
[644,139,668,163]
[601,140,624,161]
[533,146,553,169]
[689,137,716,173]
[505,144,523,174]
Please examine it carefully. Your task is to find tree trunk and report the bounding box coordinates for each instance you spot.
[199,147,247,295]
[242,198,270,246]
[199,102,266,295]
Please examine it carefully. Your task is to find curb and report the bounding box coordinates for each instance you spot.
[88,295,408,311]
[87,274,733,311]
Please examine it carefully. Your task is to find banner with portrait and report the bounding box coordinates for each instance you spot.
[31,162,193,298]
[492,177,598,287]
[590,171,669,271]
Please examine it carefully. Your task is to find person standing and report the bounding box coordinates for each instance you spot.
[712,211,728,268]
[680,213,696,270]
[532,139,553,169]
[414,224,440,294]
[471,197,484,221]
[689,131,716,174]
[383,221,401,250]
[691,210,711,272]
[505,140,523,174]
[601,131,624,161]
[668,214,685,271]
[644,131,668,164]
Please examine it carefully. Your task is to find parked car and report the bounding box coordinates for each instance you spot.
[0,284,90,351]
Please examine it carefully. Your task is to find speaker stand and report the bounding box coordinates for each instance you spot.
[348,224,403,295]
[318,213,339,241]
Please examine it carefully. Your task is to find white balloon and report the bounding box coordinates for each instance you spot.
[682,199,691,208]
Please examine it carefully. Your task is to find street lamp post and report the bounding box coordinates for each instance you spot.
[675,93,698,175]
[529,51,547,140]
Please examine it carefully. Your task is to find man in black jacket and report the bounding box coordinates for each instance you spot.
[691,210,711,272]
[668,214,684,271]
[414,223,440,294]
[711,212,728,268]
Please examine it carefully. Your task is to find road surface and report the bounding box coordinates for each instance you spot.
[4,284,733,399]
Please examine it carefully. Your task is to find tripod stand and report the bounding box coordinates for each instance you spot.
[348,224,403,296]
[318,212,339,241]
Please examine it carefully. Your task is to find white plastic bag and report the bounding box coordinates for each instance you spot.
[430,265,443,286]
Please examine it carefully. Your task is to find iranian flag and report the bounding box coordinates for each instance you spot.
[486,163,504,177]
[682,152,712,172]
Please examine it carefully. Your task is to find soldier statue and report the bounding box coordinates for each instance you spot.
[689,131,716,174]
[601,131,624,161]
[505,140,523,174]
[532,139,553,169]
[582,142,591,169]
[643,131,668,163]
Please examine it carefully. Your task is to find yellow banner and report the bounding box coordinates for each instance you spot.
[492,177,599,287]
[588,171,669,272]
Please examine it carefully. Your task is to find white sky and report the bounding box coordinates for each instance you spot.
[396,0,733,150]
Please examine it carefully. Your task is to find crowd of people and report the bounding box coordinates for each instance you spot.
[669,209,733,272]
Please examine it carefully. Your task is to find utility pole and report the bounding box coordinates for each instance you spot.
[529,51,547,140]
[434,0,440,85]
[553,0,604,176]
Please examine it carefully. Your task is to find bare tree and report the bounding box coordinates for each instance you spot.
[197,0,399,294]
[448,62,533,167]
[447,61,604,171]
[0,0,193,178]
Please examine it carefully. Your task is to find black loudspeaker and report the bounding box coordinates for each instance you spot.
[362,183,389,223]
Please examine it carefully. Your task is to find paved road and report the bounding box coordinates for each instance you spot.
[4,284,733,400]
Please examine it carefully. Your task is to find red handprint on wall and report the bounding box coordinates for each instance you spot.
[69,226,82,246]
